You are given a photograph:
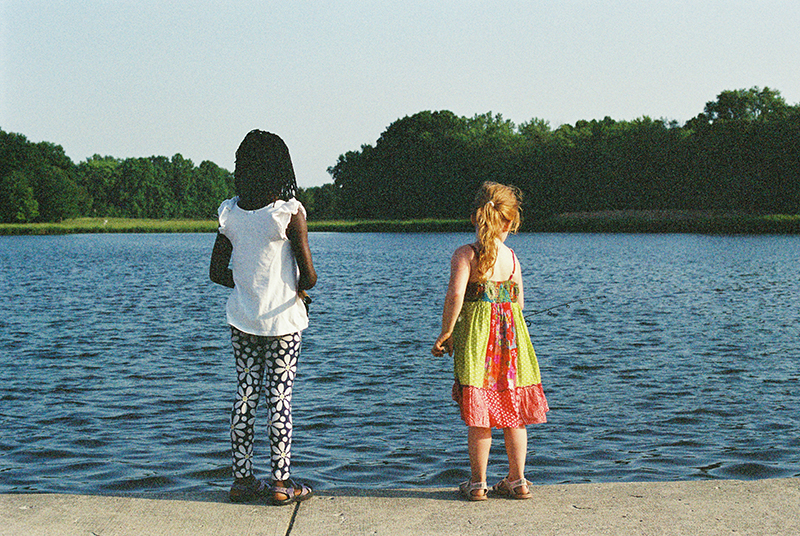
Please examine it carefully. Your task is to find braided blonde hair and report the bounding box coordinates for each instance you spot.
[472,182,522,282]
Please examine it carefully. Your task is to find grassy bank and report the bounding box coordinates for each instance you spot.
[0,217,219,235]
[307,219,472,233]
[531,210,800,234]
[0,217,473,235]
[1,212,799,235]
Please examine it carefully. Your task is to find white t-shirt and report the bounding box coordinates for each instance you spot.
[218,197,309,336]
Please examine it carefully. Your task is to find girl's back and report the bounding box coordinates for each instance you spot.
[469,242,516,282]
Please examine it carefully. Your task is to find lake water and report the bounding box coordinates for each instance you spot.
[1,232,798,495]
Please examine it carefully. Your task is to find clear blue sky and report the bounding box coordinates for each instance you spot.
[2,1,799,187]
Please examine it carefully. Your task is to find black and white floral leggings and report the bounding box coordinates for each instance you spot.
[229,327,300,481]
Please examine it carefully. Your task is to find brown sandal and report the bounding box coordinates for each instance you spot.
[492,477,532,499]
[459,479,489,501]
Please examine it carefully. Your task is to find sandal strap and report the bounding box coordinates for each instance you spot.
[494,477,530,493]
[232,477,269,492]
[460,479,488,501]
[229,477,272,502]
[505,477,529,490]
[462,479,488,491]
[272,478,311,497]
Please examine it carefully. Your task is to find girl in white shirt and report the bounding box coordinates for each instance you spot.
[210,130,317,505]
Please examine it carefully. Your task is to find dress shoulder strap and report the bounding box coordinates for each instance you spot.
[508,248,516,280]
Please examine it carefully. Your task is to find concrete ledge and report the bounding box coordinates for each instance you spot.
[2,478,799,536]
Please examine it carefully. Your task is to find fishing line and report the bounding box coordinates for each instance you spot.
[524,294,607,325]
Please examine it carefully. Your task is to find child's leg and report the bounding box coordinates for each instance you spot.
[264,333,301,483]
[230,328,268,480]
[503,426,529,491]
[468,426,492,483]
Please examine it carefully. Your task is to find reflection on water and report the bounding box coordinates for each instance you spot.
[0,232,798,494]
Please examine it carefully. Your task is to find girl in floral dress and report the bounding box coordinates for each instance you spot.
[432,181,548,501]
[210,130,316,505]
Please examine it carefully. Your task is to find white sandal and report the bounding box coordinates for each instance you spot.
[459,479,489,501]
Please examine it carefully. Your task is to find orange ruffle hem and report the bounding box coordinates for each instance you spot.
[453,381,549,429]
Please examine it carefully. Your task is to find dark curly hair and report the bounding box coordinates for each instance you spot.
[234,130,298,202]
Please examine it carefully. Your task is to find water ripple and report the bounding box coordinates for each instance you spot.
[1,232,799,494]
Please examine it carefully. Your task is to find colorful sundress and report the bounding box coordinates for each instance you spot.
[451,252,549,429]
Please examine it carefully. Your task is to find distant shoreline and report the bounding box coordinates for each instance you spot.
[529,210,800,234]
[1,211,799,235]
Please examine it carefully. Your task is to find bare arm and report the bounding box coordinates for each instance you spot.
[286,209,317,291]
[209,232,234,288]
[432,245,473,357]
[512,250,525,310]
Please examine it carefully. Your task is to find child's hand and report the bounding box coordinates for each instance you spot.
[431,334,453,357]
[298,290,311,313]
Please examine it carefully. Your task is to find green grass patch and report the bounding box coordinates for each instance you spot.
[0,217,219,235]
[762,214,800,223]
[307,219,472,233]
[529,210,800,234]
[0,217,471,235]
[2,213,798,235]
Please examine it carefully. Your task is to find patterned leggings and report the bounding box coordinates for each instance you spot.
[230,327,300,481]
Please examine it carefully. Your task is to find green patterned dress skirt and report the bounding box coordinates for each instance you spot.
[451,279,549,428]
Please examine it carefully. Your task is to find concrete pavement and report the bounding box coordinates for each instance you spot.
[2,478,798,535]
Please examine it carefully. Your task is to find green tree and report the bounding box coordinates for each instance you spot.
[32,165,83,221]
[0,170,39,222]
[329,111,479,219]
[192,160,235,218]
[298,182,343,220]
[167,154,195,217]
[0,130,32,179]
[76,155,121,216]
[1,135,87,221]
[518,118,552,143]
[705,87,788,122]
[689,87,790,130]
[110,157,171,218]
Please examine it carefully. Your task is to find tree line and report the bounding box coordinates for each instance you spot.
[0,131,234,223]
[313,86,800,222]
[2,87,799,224]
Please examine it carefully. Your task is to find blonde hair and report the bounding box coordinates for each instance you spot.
[472,181,522,282]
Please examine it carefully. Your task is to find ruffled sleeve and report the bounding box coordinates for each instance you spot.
[276,198,306,218]
[273,198,307,239]
[217,197,238,233]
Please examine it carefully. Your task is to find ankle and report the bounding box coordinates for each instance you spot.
[508,476,529,492]
[272,479,295,493]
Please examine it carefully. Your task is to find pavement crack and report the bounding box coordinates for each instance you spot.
[283,502,301,536]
